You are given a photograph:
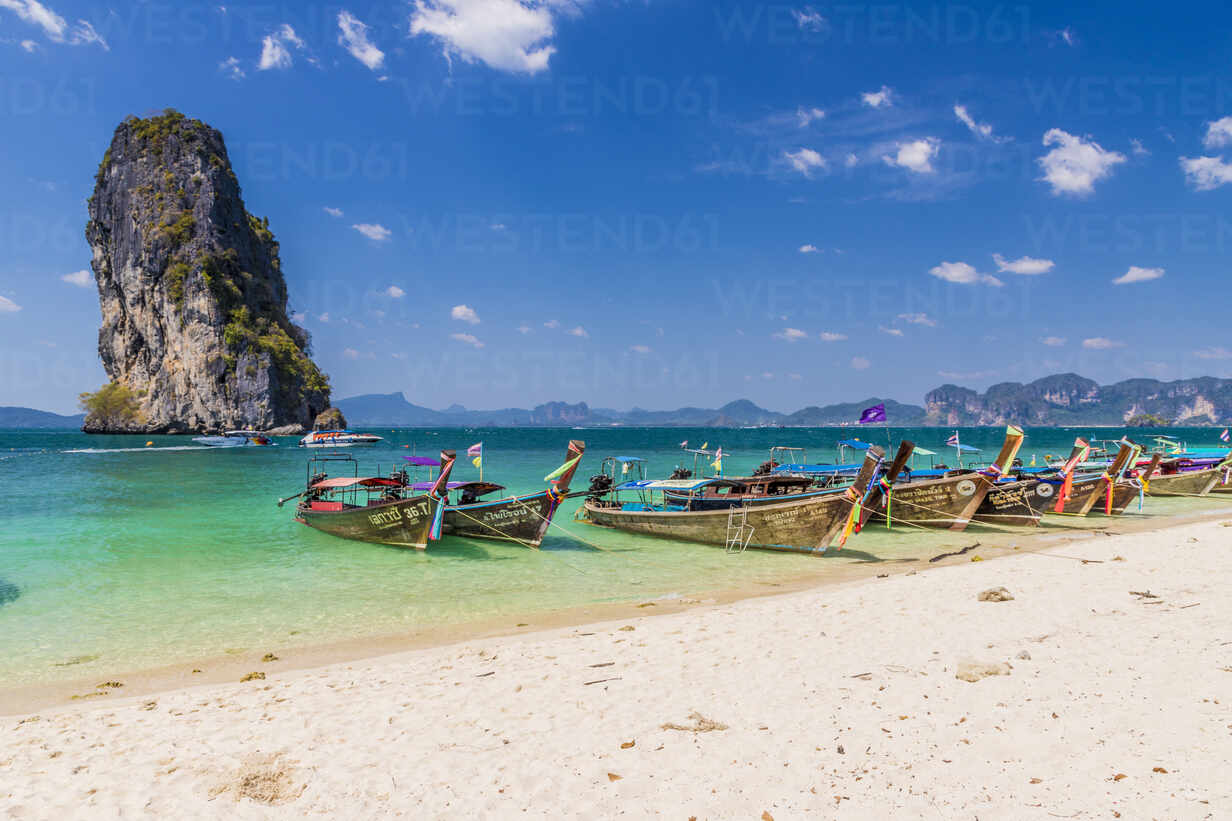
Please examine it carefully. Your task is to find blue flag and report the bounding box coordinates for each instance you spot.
[858,403,886,424]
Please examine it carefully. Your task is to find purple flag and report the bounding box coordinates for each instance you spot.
[858,403,887,424]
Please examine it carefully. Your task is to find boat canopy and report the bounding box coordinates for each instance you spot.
[913,446,937,456]
[615,477,742,492]
[610,456,645,463]
[409,480,505,494]
[773,462,864,475]
[946,443,981,452]
[223,429,265,437]
[403,455,439,466]
[311,476,403,490]
[836,439,870,450]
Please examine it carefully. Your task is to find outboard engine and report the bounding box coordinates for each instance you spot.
[752,460,779,476]
[586,473,614,504]
[669,466,693,480]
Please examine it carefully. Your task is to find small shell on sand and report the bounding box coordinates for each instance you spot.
[955,660,1011,682]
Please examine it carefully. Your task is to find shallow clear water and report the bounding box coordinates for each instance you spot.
[1,426,1225,688]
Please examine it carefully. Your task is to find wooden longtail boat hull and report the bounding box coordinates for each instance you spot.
[1088,482,1141,516]
[296,494,442,549]
[1045,476,1105,516]
[582,490,865,554]
[1144,468,1221,497]
[867,473,994,530]
[443,491,559,546]
[973,479,1051,527]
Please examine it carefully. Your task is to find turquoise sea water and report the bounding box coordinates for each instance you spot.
[1,426,1226,690]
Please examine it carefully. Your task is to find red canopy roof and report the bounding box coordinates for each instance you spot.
[311,476,402,490]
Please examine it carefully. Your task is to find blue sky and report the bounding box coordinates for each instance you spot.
[3,0,1232,414]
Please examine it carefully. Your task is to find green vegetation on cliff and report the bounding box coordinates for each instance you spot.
[79,382,145,429]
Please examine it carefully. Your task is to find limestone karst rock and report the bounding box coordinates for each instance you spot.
[84,110,330,433]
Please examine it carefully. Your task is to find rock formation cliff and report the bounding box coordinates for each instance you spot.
[84,110,329,433]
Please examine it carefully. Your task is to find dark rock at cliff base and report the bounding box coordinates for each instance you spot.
[84,110,329,433]
[313,407,347,430]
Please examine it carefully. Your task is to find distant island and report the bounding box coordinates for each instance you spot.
[9,374,1231,431]
[328,373,1232,428]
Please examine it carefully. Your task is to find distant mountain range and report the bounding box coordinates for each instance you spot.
[8,374,1232,430]
[335,374,1232,428]
[333,374,1232,428]
[0,407,87,428]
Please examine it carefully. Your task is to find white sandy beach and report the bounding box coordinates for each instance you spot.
[4,518,1232,819]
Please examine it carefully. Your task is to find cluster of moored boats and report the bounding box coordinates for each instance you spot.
[277,428,1232,554]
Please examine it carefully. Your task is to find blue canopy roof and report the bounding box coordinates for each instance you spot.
[836,440,871,449]
[615,478,737,491]
[773,462,864,476]
[946,443,981,452]
[610,456,645,463]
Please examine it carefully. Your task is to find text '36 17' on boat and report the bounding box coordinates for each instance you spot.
[868,425,1026,531]
[283,450,456,549]
[410,440,585,548]
[580,443,913,555]
[298,429,384,448]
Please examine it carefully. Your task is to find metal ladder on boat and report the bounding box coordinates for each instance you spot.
[725,505,754,554]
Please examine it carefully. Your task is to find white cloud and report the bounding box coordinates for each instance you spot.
[317,312,330,323]
[791,6,826,31]
[1179,155,1232,191]
[1202,116,1232,149]
[1195,346,1232,360]
[953,104,1001,141]
[773,327,808,342]
[796,106,825,127]
[1111,265,1164,285]
[385,285,405,298]
[928,260,1002,286]
[1129,138,1149,157]
[844,153,859,168]
[450,332,484,348]
[323,206,343,217]
[1082,337,1124,350]
[543,319,559,329]
[798,244,819,254]
[1037,128,1126,196]
[258,24,305,71]
[0,1,107,48]
[566,325,588,338]
[819,331,847,342]
[0,295,20,313]
[218,57,245,80]
[61,269,91,287]
[1040,336,1066,347]
[882,138,939,174]
[861,85,892,108]
[451,304,480,324]
[515,323,532,334]
[878,325,904,337]
[629,344,651,354]
[850,356,871,370]
[993,253,1054,275]
[351,223,392,241]
[409,0,559,75]
[1058,27,1076,46]
[337,10,384,70]
[783,147,825,177]
[343,347,360,359]
[897,312,937,327]
[19,38,37,51]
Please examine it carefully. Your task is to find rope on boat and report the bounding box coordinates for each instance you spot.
[511,499,615,553]
[448,506,542,551]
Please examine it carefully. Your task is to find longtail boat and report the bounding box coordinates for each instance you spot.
[868,426,1025,530]
[972,477,1052,527]
[1046,439,1139,516]
[581,444,911,554]
[429,440,585,547]
[283,450,456,548]
[1141,454,1230,497]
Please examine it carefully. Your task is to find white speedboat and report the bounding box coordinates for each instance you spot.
[193,430,275,447]
[298,429,384,448]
